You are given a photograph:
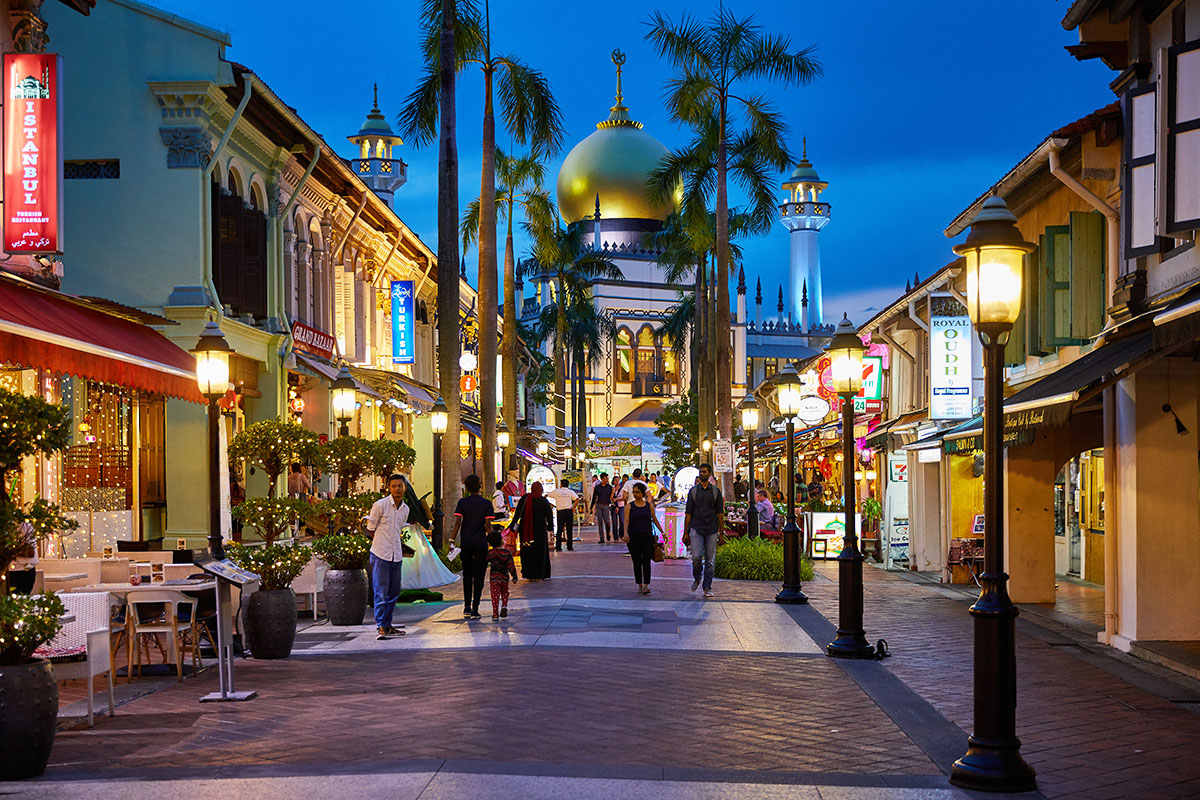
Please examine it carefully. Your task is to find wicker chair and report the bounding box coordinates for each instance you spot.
[35,591,116,727]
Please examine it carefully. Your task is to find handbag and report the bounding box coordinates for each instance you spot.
[652,540,665,562]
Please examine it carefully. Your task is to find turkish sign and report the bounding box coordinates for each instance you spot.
[390,280,415,364]
[292,321,335,361]
[929,294,972,419]
[4,53,62,254]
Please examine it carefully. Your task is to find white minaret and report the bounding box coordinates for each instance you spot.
[348,85,407,208]
[778,139,829,329]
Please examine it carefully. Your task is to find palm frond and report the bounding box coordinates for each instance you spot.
[644,10,712,73]
[495,56,565,157]
[396,65,441,148]
[734,34,822,86]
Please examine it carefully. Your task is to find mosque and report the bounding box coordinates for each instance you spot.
[519,52,836,460]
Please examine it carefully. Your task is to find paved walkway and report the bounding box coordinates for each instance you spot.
[11,538,1200,799]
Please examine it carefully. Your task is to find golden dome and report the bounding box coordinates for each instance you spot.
[556,51,675,223]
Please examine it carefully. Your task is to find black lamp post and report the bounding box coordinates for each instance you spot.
[825,314,875,659]
[771,364,807,604]
[948,195,1036,794]
[430,396,449,552]
[740,397,761,537]
[191,320,233,560]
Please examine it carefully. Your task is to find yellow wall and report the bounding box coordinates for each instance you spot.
[949,453,983,540]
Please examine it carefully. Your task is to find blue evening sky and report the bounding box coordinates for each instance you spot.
[185,0,1115,323]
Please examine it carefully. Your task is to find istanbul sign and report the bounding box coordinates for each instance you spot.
[4,53,62,254]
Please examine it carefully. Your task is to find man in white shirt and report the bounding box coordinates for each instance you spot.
[547,482,579,551]
[621,467,649,504]
[366,474,410,640]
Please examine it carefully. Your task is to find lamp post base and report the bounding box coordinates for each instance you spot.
[950,736,1037,794]
[826,632,875,659]
[774,586,809,604]
[827,548,873,659]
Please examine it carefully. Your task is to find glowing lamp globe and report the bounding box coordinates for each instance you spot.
[826,315,866,396]
[740,397,761,433]
[429,397,449,435]
[774,363,804,416]
[331,366,357,424]
[459,351,478,372]
[953,196,1033,330]
[191,320,232,399]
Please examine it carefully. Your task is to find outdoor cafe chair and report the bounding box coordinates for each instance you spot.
[126,590,196,681]
[34,591,116,727]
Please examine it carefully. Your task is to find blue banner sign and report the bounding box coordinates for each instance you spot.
[391,280,415,364]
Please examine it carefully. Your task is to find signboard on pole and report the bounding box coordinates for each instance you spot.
[292,321,336,361]
[929,294,972,419]
[390,280,415,364]
[712,439,734,473]
[4,53,62,254]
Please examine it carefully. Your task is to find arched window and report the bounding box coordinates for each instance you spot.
[615,327,633,382]
[636,325,659,379]
[661,333,677,385]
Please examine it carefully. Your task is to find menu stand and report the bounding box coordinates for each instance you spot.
[198,558,259,702]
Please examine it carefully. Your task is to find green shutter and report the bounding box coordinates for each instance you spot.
[1042,225,1072,347]
[1069,211,1106,340]
[1028,242,1044,355]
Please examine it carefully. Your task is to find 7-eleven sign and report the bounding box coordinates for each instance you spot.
[858,356,883,400]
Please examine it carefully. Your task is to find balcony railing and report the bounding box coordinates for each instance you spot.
[633,376,668,397]
[350,158,407,181]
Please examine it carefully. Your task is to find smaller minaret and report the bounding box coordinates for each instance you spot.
[347,85,407,208]
[735,266,747,387]
[736,266,746,324]
[801,281,809,333]
[777,285,785,326]
[754,277,763,329]
[593,194,602,250]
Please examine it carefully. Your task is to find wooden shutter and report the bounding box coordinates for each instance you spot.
[1041,226,1073,347]
[1070,211,1106,340]
[240,207,268,319]
[1026,244,1044,356]
[1167,40,1200,233]
[1125,84,1160,256]
[214,193,243,311]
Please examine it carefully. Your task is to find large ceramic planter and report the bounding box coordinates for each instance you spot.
[0,660,58,780]
[244,588,297,659]
[323,568,368,626]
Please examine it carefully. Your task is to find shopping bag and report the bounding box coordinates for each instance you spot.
[652,541,665,562]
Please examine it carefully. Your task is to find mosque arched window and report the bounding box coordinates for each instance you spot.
[661,334,677,385]
[615,327,633,383]
[636,325,660,380]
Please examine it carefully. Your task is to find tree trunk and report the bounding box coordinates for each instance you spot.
[554,277,566,452]
[706,258,718,444]
[696,259,711,454]
[437,0,461,508]
[478,66,498,489]
[577,345,587,461]
[502,207,517,478]
[715,99,733,497]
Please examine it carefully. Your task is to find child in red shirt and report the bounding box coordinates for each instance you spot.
[487,529,518,619]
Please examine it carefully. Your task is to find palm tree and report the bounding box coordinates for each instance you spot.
[529,222,622,453]
[401,0,563,489]
[461,149,556,472]
[646,7,821,490]
[564,301,615,456]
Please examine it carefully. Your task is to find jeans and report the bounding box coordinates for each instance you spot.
[556,509,574,550]
[628,532,653,585]
[690,529,718,591]
[595,504,613,541]
[614,504,625,538]
[460,546,488,611]
[370,554,403,629]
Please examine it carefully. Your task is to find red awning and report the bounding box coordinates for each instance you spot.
[0,275,202,402]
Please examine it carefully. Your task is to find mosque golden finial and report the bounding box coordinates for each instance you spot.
[599,48,641,130]
[372,83,379,112]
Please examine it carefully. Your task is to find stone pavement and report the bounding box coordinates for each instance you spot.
[10,538,1200,799]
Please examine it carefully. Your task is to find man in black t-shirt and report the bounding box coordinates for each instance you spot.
[450,474,494,618]
[590,473,615,543]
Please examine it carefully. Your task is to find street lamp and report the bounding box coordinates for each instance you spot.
[949,195,1036,794]
[771,363,807,604]
[430,396,448,551]
[587,427,597,443]
[563,445,573,463]
[825,313,874,659]
[497,420,511,450]
[740,397,761,537]
[192,320,232,559]
[537,440,549,458]
[331,365,357,437]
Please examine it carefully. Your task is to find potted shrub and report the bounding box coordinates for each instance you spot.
[0,592,66,780]
[318,435,374,497]
[367,438,416,483]
[312,532,371,625]
[0,387,74,779]
[226,542,310,659]
[307,495,374,537]
[227,419,319,496]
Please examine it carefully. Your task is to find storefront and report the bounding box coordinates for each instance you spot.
[0,274,202,555]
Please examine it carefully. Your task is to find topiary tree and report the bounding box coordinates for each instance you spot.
[225,542,310,591]
[319,436,374,496]
[0,388,77,585]
[232,497,311,546]
[308,496,373,536]
[227,419,320,496]
[368,438,417,482]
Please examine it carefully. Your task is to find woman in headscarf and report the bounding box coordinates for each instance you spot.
[509,480,555,581]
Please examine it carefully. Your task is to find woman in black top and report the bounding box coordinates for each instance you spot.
[510,481,555,581]
[623,482,665,594]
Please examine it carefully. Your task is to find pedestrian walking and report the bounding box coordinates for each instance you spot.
[486,529,518,619]
[683,463,725,599]
[547,481,578,551]
[366,474,411,639]
[449,474,494,619]
[590,472,615,543]
[624,482,665,594]
[612,474,626,540]
[511,481,554,580]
